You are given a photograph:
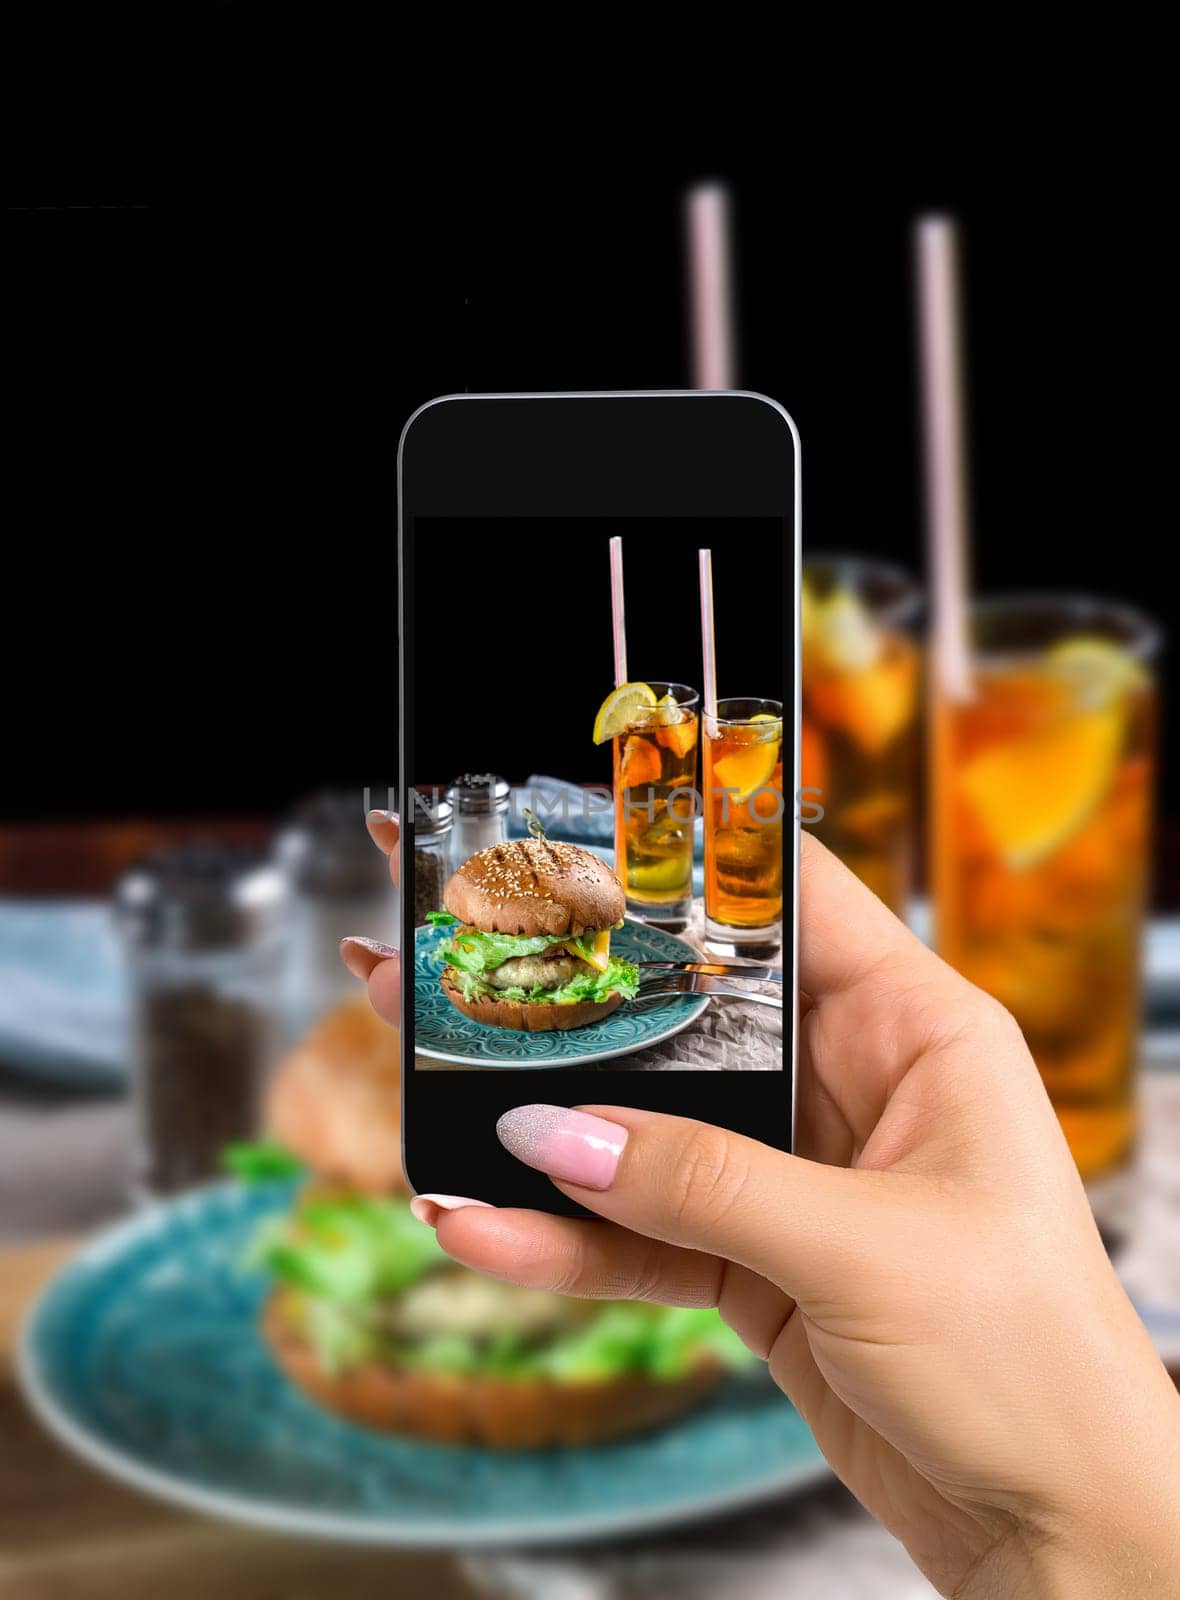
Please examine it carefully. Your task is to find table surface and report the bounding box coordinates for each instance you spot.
[0,1235,480,1598]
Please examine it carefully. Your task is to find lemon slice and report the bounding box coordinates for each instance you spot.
[593,682,657,744]
[750,711,783,741]
[959,709,1123,869]
[712,735,780,805]
[809,589,880,672]
[650,692,685,727]
[1047,636,1148,709]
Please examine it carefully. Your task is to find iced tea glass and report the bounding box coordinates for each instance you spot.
[932,597,1159,1188]
[802,557,921,915]
[613,682,699,932]
[702,697,784,958]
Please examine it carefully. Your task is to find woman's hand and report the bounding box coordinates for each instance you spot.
[347,819,1180,1598]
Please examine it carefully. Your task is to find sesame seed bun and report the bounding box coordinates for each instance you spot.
[441,970,624,1032]
[443,838,625,937]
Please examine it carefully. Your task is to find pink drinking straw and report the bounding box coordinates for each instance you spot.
[609,536,628,686]
[699,547,718,728]
[686,182,737,390]
[915,214,972,701]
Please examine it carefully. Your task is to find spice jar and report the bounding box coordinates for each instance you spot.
[275,791,398,1039]
[117,845,284,1201]
[410,792,453,927]
[446,773,510,870]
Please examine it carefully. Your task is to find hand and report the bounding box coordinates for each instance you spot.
[346,821,1180,1598]
[338,809,402,1022]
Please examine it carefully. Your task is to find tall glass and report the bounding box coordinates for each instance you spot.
[802,557,921,915]
[932,597,1159,1189]
[613,682,699,932]
[702,697,784,958]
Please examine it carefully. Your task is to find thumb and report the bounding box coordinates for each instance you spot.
[495,1103,893,1302]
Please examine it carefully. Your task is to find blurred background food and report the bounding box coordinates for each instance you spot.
[254,996,750,1448]
[4,136,1179,1599]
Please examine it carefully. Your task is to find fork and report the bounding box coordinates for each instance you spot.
[633,972,783,1010]
[637,960,782,985]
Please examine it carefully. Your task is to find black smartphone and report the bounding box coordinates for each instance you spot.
[399,393,799,1212]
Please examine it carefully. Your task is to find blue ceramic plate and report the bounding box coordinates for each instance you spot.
[414,917,710,1068]
[19,1182,828,1547]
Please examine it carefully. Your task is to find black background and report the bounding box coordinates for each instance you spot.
[6,133,1174,850]
[413,517,784,790]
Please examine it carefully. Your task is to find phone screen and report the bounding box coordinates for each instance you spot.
[404,515,789,1077]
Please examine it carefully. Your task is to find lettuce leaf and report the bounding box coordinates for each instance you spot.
[246,1198,756,1383]
[425,910,459,926]
[283,1284,757,1382]
[222,1140,306,1184]
[442,927,560,975]
[248,1194,448,1304]
[446,955,639,1006]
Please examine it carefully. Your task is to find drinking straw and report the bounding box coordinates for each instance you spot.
[914,214,973,700]
[686,181,737,389]
[699,547,718,724]
[609,535,628,686]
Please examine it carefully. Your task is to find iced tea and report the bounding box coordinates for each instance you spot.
[613,682,699,930]
[932,599,1158,1181]
[802,559,920,915]
[702,697,784,956]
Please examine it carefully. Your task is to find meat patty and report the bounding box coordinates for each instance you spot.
[483,953,587,991]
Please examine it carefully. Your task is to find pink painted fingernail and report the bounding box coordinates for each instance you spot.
[339,935,397,979]
[366,810,399,845]
[410,1193,493,1227]
[496,1104,628,1191]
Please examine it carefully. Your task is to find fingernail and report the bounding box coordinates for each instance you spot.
[366,810,399,849]
[496,1104,628,1191]
[410,1193,493,1227]
[339,935,397,979]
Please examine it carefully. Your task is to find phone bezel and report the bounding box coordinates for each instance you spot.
[398,392,800,1213]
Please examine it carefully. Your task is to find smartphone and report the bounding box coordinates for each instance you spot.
[399,393,799,1212]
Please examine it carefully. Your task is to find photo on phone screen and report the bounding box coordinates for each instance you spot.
[406,516,788,1073]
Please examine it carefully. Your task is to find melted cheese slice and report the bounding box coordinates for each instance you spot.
[582,929,611,972]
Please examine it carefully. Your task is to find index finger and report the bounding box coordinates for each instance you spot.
[366,809,400,888]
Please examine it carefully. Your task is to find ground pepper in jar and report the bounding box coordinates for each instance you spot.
[117,845,284,1199]
[411,793,453,926]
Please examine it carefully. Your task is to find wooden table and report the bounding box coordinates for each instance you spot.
[0,1238,481,1599]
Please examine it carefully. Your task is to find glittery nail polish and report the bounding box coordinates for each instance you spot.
[496,1104,628,1190]
[339,935,397,979]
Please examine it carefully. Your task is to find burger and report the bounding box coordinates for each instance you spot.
[227,997,751,1448]
[428,837,639,1032]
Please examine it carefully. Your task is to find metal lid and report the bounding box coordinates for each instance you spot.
[411,790,453,835]
[446,773,510,815]
[275,790,388,896]
[116,843,284,951]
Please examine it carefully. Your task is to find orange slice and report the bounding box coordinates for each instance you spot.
[958,709,1123,869]
[807,645,918,756]
[712,734,780,805]
[618,735,663,790]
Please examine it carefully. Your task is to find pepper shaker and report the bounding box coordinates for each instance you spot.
[116,845,285,1202]
[410,792,454,926]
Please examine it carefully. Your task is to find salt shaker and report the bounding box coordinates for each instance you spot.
[275,791,398,1038]
[116,845,285,1201]
[446,773,509,870]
